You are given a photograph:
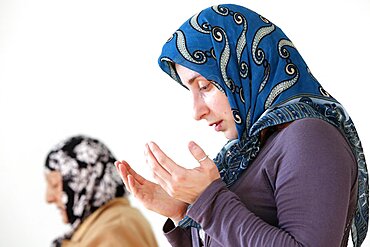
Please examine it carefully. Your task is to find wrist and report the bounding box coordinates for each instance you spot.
[170,208,187,225]
[170,214,184,226]
[171,219,180,226]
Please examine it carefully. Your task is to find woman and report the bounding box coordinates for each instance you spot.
[116,4,368,247]
[45,135,158,247]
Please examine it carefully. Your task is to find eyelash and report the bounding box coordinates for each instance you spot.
[200,83,210,91]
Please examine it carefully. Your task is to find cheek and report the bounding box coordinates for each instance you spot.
[216,96,233,117]
[205,91,224,110]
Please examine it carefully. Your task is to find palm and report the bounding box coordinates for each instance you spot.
[116,161,187,221]
[136,179,187,219]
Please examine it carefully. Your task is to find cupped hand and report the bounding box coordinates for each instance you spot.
[145,141,220,204]
[115,160,188,224]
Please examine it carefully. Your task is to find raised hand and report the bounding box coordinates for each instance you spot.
[115,160,188,224]
[145,141,220,204]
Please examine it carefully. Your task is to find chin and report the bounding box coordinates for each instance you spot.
[224,132,238,140]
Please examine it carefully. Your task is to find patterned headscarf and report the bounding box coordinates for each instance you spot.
[158,4,368,246]
[45,135,125,247]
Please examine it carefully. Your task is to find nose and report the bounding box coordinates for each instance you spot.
[46,187,56,204]
[192,94,209,121]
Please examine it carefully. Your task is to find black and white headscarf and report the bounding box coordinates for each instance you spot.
[45,135,125,247]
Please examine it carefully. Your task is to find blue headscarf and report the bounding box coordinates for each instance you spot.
[158,4,368,246]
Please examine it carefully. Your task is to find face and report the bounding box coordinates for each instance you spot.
[175,63,238,140]
[45,171,68,224]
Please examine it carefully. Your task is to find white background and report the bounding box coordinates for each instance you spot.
[1,0,369,246]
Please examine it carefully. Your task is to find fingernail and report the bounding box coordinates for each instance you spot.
[114,161,119,168]
[189,141,197,150]
[148,141,156,151]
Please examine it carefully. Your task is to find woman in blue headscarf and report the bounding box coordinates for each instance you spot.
[116,4,368,246]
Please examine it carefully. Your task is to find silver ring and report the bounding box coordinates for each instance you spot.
[197,155,209,163]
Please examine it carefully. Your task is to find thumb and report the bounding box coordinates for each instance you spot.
[188,141,210,166]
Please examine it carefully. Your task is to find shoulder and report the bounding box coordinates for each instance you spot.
[74,198,150,236]
[96,203,158,247]
[271,118,356,175]
[96,198,151,227]
[279,118,345,144]
[277,118,352,155]
[74,199,157,246]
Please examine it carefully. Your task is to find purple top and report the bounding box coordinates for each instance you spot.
[163,119,358,247]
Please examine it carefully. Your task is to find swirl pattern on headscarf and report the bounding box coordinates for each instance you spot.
[45,135,125,246]
[158,4,368,246]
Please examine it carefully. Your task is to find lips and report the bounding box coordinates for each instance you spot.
[210,120,223,131]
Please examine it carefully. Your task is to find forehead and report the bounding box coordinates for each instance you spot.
[175,63,203,85]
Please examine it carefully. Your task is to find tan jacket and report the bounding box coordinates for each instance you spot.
[62,198,158,247]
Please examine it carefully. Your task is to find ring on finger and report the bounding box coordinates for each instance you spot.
[198,155,209,163]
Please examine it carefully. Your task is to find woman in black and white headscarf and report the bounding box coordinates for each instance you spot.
[45,135,158,247]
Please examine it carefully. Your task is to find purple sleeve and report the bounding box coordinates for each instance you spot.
[187,120,356,246]
[163,218,193,247]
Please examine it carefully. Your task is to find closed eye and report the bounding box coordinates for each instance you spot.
[200,83,212,92]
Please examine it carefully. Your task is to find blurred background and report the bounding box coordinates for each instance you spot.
[1,0,369,246]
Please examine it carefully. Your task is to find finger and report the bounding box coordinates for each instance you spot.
[114,161,127,182]
[145,143,172,181]
[118,160,146,185]
[115,161,146,195]
[127,174,139,197]
[128,174,154,203]
[122,160,146,185]
[153,176,172,198]
[149,166,174,197]
[115,162,133,193]
[148,142,183,174]
[188,141,211,166]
